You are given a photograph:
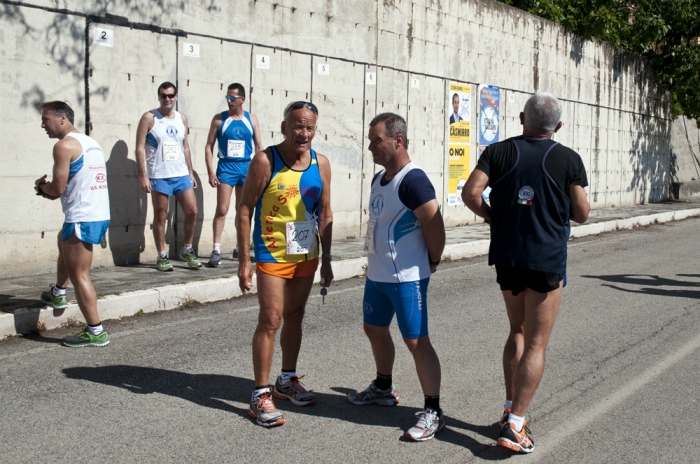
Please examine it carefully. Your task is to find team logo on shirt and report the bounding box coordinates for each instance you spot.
[95,173,106,183]
[518,186,534,205]
[363,302,373,314]
[371,194,384,216]
[284,184,300,199]
[165,126,178,137]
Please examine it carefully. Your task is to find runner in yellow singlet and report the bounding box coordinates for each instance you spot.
[236,101,333,427]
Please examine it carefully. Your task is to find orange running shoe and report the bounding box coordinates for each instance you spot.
[497,420,535,453]
[248,390,285,427]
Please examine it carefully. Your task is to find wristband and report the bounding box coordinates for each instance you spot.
[429,257,441,266]
[321,253,332,261]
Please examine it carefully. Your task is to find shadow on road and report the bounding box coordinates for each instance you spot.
[62,365,514,459]
[581,274,700,299]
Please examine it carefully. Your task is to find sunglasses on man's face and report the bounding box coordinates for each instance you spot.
[284,101,319,116]
[225,95,244,101]
[159,93,177,100]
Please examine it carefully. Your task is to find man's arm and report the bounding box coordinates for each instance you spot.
[236,149,271,293]
[316,153,334,287]
[414,199,445,273]
[135,112,153,193]
[204,114,221,188]
[462,169,492,221]
[36,138,79,199]
[569,184,590,224]
[251,113,264,153]
[181,113,197,189]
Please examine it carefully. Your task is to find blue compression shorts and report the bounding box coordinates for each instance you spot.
[150,175,194,196]
[362,278,430,339]
[216,160,250,187]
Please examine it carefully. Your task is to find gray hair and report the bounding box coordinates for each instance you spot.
[369,112,409,148]
[523,92,562,132]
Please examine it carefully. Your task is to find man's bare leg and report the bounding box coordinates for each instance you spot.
[61,235,100,325]
[404,336,441,397]
[503,285,562,417]
[212,183,233,245]
[280,274,314,370]
[55,231,70,288]
[364,323,396,375]
[151,191,170,253]
[252,271,287,386]
[175,188,198,246]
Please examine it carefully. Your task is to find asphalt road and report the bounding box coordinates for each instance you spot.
[1,218,699,463]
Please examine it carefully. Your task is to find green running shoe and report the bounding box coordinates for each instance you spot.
[179,248,202,269]
[40,284,68,309]
[156,254,174,272]
[63,328,110,348]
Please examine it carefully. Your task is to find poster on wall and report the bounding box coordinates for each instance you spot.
[478,85,500,201]
[447,82,471,206]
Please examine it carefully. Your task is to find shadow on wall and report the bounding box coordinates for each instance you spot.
[106,140,147,265]
[628,115,671,203]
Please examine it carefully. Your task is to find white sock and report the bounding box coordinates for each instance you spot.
[252,387,270,400]
[182,244,193,255]
[279,371,296,384]
[159,251,167,258]
[504,400,512,410]
[508,413,525,432]
[213,243,221,252]
[87,324,104,335]
[52,285,66,297]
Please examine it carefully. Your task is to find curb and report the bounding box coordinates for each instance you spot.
[3,208,700,338]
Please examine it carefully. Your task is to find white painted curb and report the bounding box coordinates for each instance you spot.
[3,208,700,338]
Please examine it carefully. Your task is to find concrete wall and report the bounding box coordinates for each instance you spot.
[0,0,672,278]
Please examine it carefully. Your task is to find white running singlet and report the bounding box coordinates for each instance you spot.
[61,133,111,223]
[145,109,189,179]
[366,162,430,283]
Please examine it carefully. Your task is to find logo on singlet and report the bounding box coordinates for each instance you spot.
[371,194,384,216]
[95,173,106,183]
[518,186,534,205]
[165,126,178,137]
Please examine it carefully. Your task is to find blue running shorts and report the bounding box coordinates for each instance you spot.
[150,175,194,196]
[61,220,110,245]
[216,160,250,187]
[362,278,430,339]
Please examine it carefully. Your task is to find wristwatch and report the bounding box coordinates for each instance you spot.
[322,253,332,261]
[429,257,441,266]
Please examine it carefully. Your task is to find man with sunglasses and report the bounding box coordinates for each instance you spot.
[136,81,201,271]
[237,101,333,427]
[203,83,263,267]
[347,113,446,442]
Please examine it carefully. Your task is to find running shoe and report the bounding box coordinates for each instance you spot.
[179,248,202,269]
[207,250,221,267]
[273,375,316,406]
[63,328,110,348]
[347,381,399,406]
[156,254,174,272]
[405,408,446,442]
[248,390,285,427]
[40,284,68,309]
[498,421,535,453]
[500,407,511,426]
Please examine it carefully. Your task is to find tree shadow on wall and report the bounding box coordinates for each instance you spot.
[106,140,147,265]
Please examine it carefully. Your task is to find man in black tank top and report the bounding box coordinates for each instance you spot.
[462,92,591,454]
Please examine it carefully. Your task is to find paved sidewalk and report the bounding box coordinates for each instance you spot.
[2,199,700,337]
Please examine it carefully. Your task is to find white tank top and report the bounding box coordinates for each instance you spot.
[145,109,190,179]
[61,133,111,223]
[365,163,430,283]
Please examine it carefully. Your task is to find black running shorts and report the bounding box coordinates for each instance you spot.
[495,266,563,296]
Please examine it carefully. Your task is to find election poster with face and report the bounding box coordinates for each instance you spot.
[447,82,471,206]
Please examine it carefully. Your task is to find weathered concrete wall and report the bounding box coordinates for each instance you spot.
[0,0,672,278]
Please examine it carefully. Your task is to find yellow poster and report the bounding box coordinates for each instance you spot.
[447,82,471,205]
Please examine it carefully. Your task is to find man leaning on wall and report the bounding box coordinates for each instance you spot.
[135,82,201,272]
[462,92,590,454]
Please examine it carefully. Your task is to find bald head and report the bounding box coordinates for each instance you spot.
[523,92,562,133]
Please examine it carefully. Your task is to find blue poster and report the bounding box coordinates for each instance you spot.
[478,85,500,146]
